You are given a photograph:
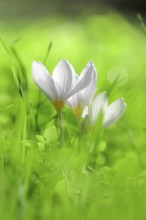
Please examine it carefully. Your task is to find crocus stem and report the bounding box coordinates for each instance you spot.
[87,127,103,169]
[77,122,83,152]
[90,142,100,168]
[58,110,64,145]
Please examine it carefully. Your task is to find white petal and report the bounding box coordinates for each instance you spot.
[66,99,72,107]
[82,106,89,118]
[65,61,78,87]
[53,80,64,100]
[52,59,73,99]
[67,64,97,108]
[67,94,78,107]
[67,63,95,98]
[103,98,126,127]
[80,61,93,78]
[90,92,107,124]
[32,61,58,100]
[72,73,79,86]
[80,63,97,106]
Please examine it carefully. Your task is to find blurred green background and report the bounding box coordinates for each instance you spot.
[0,0,146,220]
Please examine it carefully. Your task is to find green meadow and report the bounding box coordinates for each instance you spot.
[0,12,146,219]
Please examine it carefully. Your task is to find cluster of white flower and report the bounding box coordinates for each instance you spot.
[32,59,126,128]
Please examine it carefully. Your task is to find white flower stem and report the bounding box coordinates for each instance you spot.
[90,142,100,168]
[87,127,103,169]
[77,122,82,152]
[58,110,64,146]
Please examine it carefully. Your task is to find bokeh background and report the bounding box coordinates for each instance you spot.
[0,0,146,220]
[1,0,146,16]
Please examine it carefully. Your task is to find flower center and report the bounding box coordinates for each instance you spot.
[73,106,83,120]
[53,100,65,113]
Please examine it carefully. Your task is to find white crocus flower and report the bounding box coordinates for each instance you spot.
[82,92,126,127]
[32,59,95,113]
[67,62,97,120]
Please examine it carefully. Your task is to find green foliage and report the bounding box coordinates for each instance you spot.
[0,12,146,220]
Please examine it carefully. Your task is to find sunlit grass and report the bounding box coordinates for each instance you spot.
[0,12,146,220]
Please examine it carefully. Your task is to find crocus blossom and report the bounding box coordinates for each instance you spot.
[67,62,97,119]
[82,92,126,127]
[32,59,95,113]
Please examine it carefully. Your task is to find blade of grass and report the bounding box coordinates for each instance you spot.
[0,38,24,99]
[43,42,52,65]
